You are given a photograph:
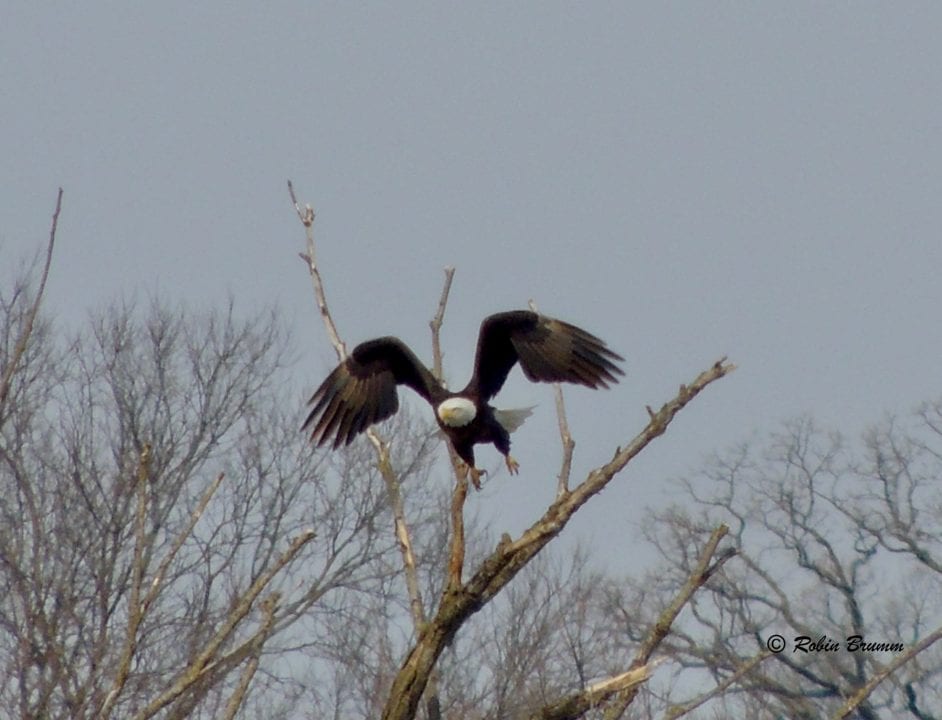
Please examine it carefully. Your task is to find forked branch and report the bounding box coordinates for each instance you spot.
[601,523,737,719]
[131,532,314,720]
[382,358,736,720]
[288,180,345,359]
[289,182,443,718]
[534,524,738,720]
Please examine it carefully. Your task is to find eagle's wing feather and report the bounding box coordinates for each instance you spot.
[303,337,439,448]
[469,311,624,401]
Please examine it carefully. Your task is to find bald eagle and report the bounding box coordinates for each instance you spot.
[303,310,624,486]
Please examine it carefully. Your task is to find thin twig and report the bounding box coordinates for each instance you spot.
[831,624,942,720]
[375,439,427,633]
[220,594,280,720]
[288,180,346,359]
[144,472,226,613]
[554,384,574,498]
[0,187,62,413]
[664,652,771,720]
[100,443,152,718]
[429,266,455,384]
[289,182,441,718]
[602,523,736,720]
[526,299,575,498]
[132,531,315,720]
[288,183,425,628]
[102,468,228,718]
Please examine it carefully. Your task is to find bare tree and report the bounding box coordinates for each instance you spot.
[618,413,942,719]
[287,183,736,720]
[4,187,751,720]
[0,193,442,719]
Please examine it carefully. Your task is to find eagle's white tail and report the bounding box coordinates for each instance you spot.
[494,406,536,433]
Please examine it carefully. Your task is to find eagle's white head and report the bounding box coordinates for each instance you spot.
[437,397,477,427]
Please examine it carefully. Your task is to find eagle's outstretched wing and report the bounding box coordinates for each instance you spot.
[303,337,440,448]
[467,311,624,401]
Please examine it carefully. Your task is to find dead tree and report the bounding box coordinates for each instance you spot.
[288,182,736,720]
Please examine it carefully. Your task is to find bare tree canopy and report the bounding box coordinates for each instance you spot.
[7,189,937,720]
[617,412,942,719]
[0,192,439,719]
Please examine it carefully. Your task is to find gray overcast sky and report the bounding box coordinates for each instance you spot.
[3,4,941,566]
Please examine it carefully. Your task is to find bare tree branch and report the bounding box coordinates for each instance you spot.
[430,266,456,384]
[0,187,61,414]
[220,594,279,720]
[382,358,736,720]
[553,385,574,499]
[130,530,315,720]
[631,412,942,718]
[289,182,442,719]
[288,179,345,359]
[289,184,423,621]
[526,299,575,498]
[447,474,469,591]
[428,268,470,598]
[832,624,942,720]
[664,652,772,720]
[601,523,737,720]
[143,471,226,615]
[1,250,369,719]
[531,659,665,720]
[99,443,152,718]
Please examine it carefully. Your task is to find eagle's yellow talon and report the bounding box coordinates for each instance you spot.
[468,465,486,489]
[506,455,520,475]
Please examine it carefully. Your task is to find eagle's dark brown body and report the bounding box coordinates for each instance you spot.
[303,310,623,482]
